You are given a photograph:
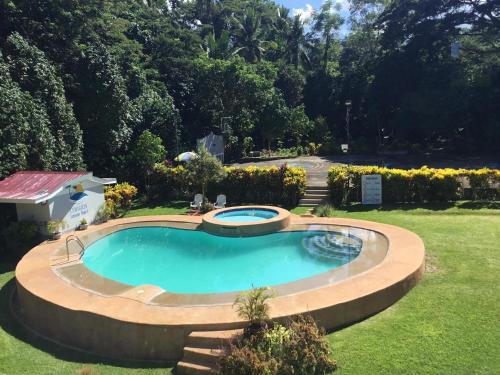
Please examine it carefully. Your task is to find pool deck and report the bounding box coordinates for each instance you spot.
[14,213,425,362]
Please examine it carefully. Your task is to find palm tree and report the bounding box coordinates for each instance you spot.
[313,0,343,70]
[201,30,234,59]
[285,15,312,69]
[232,9,276,63]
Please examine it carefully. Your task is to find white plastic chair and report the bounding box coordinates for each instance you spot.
[190,194,203,209]
[214,194,226,209]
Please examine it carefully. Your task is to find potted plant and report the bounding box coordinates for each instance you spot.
[47,220,66,240]
[78,218,88,230]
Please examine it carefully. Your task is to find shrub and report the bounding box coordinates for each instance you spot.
[327,166,500,206]
[313,205,336,217]
[220,315,337,375]
[234,287,274,335]
[105,182,138,214]
[0,221,39,258]
[47,220,65,234]
[150,164,306,206]
[95,200,114,222]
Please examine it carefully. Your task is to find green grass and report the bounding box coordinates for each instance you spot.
[325,202,500,374]
[124,200,189,217]
[0,201,499,374]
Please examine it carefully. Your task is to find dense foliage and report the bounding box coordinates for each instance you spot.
[328,165,500,206]
[0,0,498,179]
[150,164,306,206]
[220,315,337,375]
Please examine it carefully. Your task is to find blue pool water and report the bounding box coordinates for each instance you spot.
[82,227,362,293]
[215,208,278,222]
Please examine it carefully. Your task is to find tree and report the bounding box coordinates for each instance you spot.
[233,8,275,63]
[0,51,54,177]
[185,146,225,199]
[132,88,180,158]
[73,41,133,171]
[284,15,311,70]
[312,0,343,71]
[201,30,234,59]
[4,32,85,171]
[130,130,166,191]
[288,105,312,147]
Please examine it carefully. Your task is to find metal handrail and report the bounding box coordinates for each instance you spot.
[65,235,85,261]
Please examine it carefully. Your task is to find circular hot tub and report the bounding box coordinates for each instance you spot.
[202,206,291,236]
[214,207,279,222]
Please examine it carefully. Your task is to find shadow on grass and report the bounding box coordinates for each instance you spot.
[0,276,173,370]
[337,201,500,213]
[131,199,189,210]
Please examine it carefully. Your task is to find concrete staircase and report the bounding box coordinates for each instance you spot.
[176,329,243,375]
[298,186,330,209]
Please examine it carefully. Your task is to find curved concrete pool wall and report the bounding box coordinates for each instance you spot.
[14,214,425,362]
[202,206,291,236]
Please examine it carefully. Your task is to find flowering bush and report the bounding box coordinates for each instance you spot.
[150,164,306,206]
[327,166,500,206]
[105,182,138,213]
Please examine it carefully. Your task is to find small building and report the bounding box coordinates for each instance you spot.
[197,132,224,162]
[0,171,116,233]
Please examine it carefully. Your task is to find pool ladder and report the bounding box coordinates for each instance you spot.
[65,235,86,261]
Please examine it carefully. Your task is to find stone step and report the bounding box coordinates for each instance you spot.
[185,329,242,349]
[298,203,321,207]
[299,198,325,205]
[183,347,224,368]
[306,188,329,193]
[303,193,328,199]
[306,186,329,192]
[176,361,218,375]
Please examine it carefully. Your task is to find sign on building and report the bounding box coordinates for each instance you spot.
[362,174,382,205]
[198,132,224,162]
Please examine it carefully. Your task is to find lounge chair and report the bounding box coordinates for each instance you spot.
[214,194,226,209]
[190,194,203,210]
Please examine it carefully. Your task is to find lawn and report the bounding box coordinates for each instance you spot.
[0,202,499,374]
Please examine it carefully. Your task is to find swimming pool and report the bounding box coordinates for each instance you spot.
[82,226,362,293]
[214,208,279,223]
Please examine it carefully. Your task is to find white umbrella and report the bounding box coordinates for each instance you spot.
[174,151,198,162]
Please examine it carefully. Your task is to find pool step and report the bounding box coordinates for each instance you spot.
[302,234,362,262]
[177,329,243,375]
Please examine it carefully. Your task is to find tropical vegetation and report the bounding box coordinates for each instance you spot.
[0,0,498,184]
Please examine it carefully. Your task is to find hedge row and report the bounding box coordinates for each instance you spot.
[150,164,306,206]
[328,166,500,206]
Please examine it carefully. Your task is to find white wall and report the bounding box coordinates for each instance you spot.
[16,203,51,234]
[49,180,105,232]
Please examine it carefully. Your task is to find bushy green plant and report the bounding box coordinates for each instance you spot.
[105,182,138,214]
[234,287,274,330]
[313,205,336,217]
[185,146,225,198]
[149,164,306,206]
[327,166,500,205]
[95,200,115,222]
[0,221,39,257]
[200,201,214,213]
[47,220,65,235]
[220,315,337,375]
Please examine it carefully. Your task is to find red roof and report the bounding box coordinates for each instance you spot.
[0,171,89,202]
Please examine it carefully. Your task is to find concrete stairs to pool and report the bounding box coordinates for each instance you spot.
[298,186,330,210]
[176,329,243,375]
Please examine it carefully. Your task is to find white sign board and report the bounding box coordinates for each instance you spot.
[362,175,382,205]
